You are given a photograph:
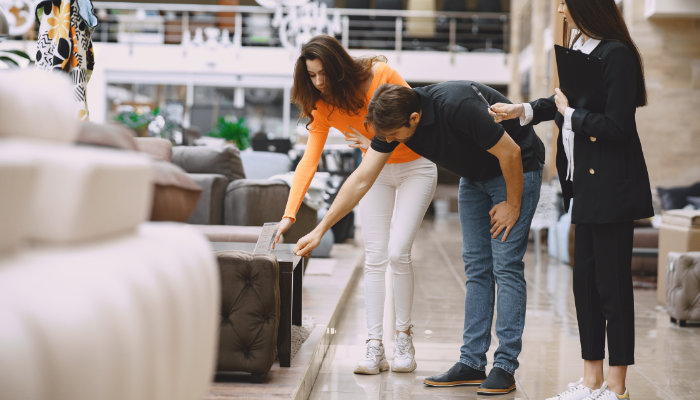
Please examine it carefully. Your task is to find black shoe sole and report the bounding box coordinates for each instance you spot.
[423,379,485,387]
[476,384,516,395]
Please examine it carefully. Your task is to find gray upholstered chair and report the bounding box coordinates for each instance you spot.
[171,145,317,243]
[171,145,244,225]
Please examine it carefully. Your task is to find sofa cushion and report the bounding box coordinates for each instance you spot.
[5,140,153,244]
[0,223,219,400]
[76,122,138,151]
[222,179,317,243]
[224,179,289,227]
[662,209,700,228]
[172,145,245,181]
[134,137,173,162]
[150,161,202,222]
[0,150,37,254]
[657,183,700,210]
[687,196,700,209]
[0,69,79,143]
[185,173,229,225]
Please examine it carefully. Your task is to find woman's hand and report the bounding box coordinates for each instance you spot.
[490,103,524,123]
[345,126,370,150]
[554,88,569,116]
[293,229,323,257]
[489,201,520,242]
[273,217,294,248]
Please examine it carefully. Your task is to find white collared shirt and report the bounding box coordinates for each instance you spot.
[520,36,602,181]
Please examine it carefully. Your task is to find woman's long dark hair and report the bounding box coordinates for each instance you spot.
[291,35,385,128]
[564,0,647,107]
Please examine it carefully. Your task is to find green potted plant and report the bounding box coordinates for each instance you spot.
[113,108,156,137]
[0,49,32,68]
[113,107,181,141]
[207,115,250,150]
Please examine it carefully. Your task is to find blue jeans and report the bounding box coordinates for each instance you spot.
[458,169,542,375]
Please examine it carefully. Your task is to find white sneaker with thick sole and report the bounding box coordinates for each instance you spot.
[587,382,630,400]
[354,340,389,375]
[391,331,417,373]
[546,378,594,400]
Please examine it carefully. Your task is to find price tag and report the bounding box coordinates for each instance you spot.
[253,222,280,254]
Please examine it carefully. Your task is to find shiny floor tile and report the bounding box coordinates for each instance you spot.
[309,217,699,399]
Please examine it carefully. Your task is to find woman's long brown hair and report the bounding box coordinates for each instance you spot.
[563,0,647,107]
[291,35,385,128]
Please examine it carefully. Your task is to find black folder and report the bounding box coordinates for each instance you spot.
[554,44,605,112]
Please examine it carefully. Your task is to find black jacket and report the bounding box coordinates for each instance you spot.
[529,40,653,224]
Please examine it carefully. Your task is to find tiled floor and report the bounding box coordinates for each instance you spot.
[309,215,699,400]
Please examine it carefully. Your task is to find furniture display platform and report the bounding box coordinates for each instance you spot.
[211,242,304,367]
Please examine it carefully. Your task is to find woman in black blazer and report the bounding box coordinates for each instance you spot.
[492,0,653,399]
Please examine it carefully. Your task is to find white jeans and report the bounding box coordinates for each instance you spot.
[359,156,437,340]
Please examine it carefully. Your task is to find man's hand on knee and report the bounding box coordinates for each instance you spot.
[489,202,520,242]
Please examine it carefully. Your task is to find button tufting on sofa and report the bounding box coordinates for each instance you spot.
[666,252,700,327]
[216,250,280,380]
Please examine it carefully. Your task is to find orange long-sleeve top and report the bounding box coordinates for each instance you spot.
[283,62,420,221]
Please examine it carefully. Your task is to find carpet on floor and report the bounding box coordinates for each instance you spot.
[277,315,314,362]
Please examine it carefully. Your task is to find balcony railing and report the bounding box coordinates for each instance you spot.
[72,2,509,54]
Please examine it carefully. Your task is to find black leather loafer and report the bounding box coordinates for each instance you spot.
[423,362,486,387]
[476,367,516,395]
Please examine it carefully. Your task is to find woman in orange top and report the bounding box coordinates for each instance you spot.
[274,35,437,375]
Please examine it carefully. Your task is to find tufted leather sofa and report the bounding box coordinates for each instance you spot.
[215,250,280,381]
[666,252,700,326]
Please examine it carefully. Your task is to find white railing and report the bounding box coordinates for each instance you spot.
[78,2,508,55]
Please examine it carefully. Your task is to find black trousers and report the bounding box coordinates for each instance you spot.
[573,222,635,366]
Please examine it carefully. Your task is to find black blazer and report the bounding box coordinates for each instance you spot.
[529,40,653,224]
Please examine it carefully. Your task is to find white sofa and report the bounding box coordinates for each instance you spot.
[0,69,220,400]
[0,224,219,400]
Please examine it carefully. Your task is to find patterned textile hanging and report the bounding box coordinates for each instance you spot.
[35,0,96,120]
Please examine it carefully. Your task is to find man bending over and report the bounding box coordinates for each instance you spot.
[294,82,544,395]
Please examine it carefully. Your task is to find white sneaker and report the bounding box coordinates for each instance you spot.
[354,339,389,375]
[587,382,630,400]
[546,378,594,400]
[391,330,417,373]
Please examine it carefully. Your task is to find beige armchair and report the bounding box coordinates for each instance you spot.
[666,252,700,326]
